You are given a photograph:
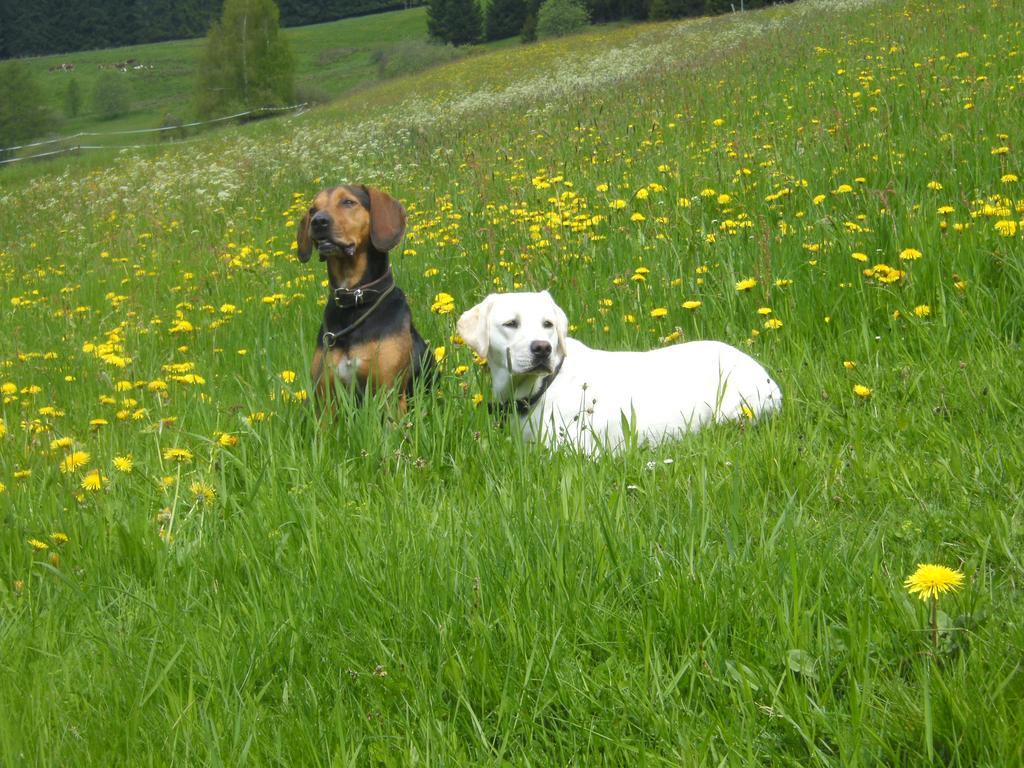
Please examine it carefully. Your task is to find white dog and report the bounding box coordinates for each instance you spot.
[457,291,782,454]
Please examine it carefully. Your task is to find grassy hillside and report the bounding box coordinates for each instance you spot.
[2,0,1023,764]
[11,7,468,147]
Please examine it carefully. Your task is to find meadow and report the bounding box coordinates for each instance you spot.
[1,0,1023,764]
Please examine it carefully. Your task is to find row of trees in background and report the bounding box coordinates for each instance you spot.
[0,0,421,58]
[428,0,790,45]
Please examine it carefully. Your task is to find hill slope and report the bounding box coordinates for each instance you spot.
[1,0,1023,764]
[9,6,460,146]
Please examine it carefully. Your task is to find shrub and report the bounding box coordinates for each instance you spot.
[537,0,589,39]
[91,72,132,121]
[64,78,82,118]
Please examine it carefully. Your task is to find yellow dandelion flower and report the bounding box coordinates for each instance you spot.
[650,307,668,319]
[431,293,455,314]
[994,220,1018,237]
[609,199,627,209]
[162,447,193,463]
[926,180,943,190]
[113,455,134,473]
[851,252,868,262]
[434,346,446,364]
[169,319,194,334]
[630,212,646,222]
[50,532,69,545]
[843,361,857,370]
[472,393,484,407]
[60,451,90,473]
[763,318,783,330]
[1000,173,1018,183]
[904,564,964,601]
[899,248,922,261]
[757,307,772,316]
[216,432,239,448]
[853,384,872,399]
[735,278,757,292]
[280,370,297,384]
[190,481,217,503]
[81,470,105,491]
[681,300,702,310]
[28,539,49,551]
[914,304,931,317]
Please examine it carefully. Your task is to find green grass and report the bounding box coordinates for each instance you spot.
[2,0,1024,764]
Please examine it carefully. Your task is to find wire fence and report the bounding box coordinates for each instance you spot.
[0,103,308,166]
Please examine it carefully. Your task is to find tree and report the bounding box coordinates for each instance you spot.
[196,0,296,118]
[427,0,481,45]
[0,61,50,155]
[426,0,450,40]
[485,0,528,41]
[443,0,482,45]
[520,12,538,42]
[536,0,589,39]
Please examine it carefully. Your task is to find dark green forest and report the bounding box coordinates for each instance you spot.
[2,0,793,58]
[0,0,421,58]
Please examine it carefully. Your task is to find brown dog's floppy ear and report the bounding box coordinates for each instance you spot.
[366,186,407,252]
[542,290,569,357]
[296,209,313,263]
[457,296,495,358]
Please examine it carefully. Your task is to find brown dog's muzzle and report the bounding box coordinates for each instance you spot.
[309,212,356,259]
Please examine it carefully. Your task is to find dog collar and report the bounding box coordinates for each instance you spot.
[332,268,394,309]
[490,358,564,420]
[322,281,396,348]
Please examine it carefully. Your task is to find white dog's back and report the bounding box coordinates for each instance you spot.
[528,338,781,453]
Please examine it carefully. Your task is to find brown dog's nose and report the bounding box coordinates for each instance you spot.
[311,212,332,233]
[530,341,552,358]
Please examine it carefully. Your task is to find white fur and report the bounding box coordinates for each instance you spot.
[457,291,782,454]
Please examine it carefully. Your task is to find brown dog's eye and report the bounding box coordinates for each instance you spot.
[341,199,357,208]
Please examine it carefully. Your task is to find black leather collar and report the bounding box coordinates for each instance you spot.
[331,268,394,309]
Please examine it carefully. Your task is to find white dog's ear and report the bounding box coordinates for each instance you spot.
[542,291,569,356]
[457,296,494,357]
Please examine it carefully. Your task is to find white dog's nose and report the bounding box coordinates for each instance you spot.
[530,341,552,358]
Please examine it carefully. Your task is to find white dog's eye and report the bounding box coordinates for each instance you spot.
[542,320,554,329]
[503,319,520,329]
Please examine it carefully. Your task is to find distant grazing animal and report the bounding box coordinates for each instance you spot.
[296,184,432,414]
[457,291,782,454]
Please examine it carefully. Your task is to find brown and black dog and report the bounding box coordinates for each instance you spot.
[296,184,433,412]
